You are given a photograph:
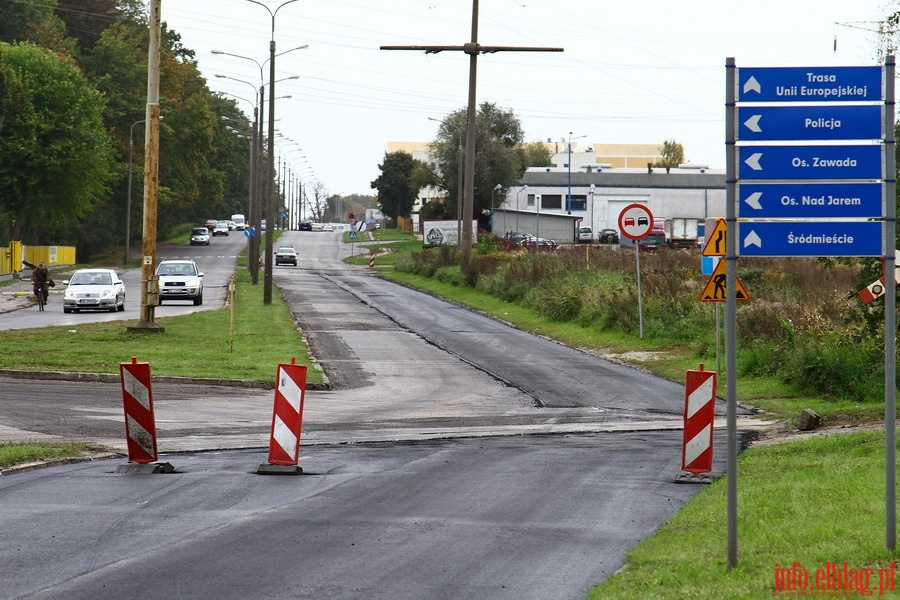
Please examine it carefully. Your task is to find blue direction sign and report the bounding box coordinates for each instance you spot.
[737,182,884,218]
[737,66,882,102]
[737,105,882,141]
[736,221,883,257]
[738,145,883,180]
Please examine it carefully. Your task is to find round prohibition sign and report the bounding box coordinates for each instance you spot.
[618,203,654,240]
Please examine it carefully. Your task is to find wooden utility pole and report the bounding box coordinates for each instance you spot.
[129,0,164,332]
[382,0,562,270]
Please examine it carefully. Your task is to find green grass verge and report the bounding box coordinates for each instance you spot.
[589,430,898,599]
[0,268,322,385]
[0,441,93,468]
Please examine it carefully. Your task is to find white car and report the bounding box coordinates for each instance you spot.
[156,259,204,305]
[578,226,592,243]
[190,227,210,246]
[63,268,125,313]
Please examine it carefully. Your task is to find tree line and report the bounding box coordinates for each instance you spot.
[0,0,298,260]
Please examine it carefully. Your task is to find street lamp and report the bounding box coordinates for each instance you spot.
[490,184,501,233]
[515,184,528,234]
[125,118,144,265]
[566,132,587,214]
[429,116,464,247]
[589,183,595,242]
[235,0,305,305]
[126,116,164,265]
[212,47,304,287]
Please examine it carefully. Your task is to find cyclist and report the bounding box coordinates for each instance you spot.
[31,261,53,304]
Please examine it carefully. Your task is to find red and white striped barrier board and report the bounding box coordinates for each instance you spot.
[369,252,375,268]
[119,357,158,464]
[859,250,900,304]
[263,359,308,469]
[681,366,717,476]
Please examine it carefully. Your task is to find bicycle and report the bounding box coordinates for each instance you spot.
[33,283,46,311]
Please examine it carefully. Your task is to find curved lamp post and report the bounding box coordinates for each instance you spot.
[515,184,528,234]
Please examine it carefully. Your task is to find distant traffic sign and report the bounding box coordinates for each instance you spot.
[736,105,882,141]
[737,145,883,180]
[737,66,882,102]
[736,221,883,257]
[700,258,749,302]
[618,204,654,240]
[701,218,727,257]
[737,182,884,218]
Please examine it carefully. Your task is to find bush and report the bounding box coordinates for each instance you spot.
[396,245,878,404]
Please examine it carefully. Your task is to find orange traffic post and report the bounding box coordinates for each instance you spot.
[117,357,173,474]
[258,358,308,475]
[677,364,717,483]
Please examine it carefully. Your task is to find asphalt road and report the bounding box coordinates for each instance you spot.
[0,233,246,329]
[0,230,757,600]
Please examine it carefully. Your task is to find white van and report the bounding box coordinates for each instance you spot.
[231,214,246,230]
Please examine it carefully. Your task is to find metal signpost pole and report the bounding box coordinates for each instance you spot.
[725,56,737,569]
[883,54,896,552]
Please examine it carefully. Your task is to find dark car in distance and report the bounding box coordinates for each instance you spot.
[598,228,619,244]
[298,221,313,231]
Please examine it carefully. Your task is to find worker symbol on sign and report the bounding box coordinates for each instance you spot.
[700,259,749,302]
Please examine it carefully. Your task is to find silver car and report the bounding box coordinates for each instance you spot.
[156,259,204,305]
[63,268,125,313]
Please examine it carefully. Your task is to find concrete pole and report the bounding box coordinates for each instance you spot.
[460,0,479,270]
[264,37,276,305]
[248,105,259,283]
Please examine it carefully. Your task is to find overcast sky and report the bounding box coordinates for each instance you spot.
[160,0,894,196]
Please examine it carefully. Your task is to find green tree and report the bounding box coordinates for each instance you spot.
[428,103,541,227]
[0,42,115,242]
[371,151,421,220]
[655,139,685,169]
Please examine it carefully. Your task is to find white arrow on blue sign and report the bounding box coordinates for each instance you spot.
[738,145,883,180]
[736,105,882,141]
[736,221,883,257]
[737,66,882,102]
[737,182,884,218]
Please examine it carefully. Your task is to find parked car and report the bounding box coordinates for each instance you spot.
[521,237,558,251]
[213,222,230,236]
[190,227,210,246]
[156,259,204,305]
[598,228,619,244]
[298,221,313,231]
[322,223,335,232]
[502,232,534,247]
[275,246,298,266]
[578,226,592,243]
[62,268,125,313]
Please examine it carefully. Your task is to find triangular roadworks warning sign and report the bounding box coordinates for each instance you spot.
[702,219,726,257]
[700,258,749,302]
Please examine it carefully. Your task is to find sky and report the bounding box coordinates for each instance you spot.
[160,0,896,196]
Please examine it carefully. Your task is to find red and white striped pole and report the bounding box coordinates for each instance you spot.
[369,252,375,268]
[258,358,308,475]
[679,364,717,482]
[118,357,173,473]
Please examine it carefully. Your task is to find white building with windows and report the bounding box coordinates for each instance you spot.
[494,164,726,244]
